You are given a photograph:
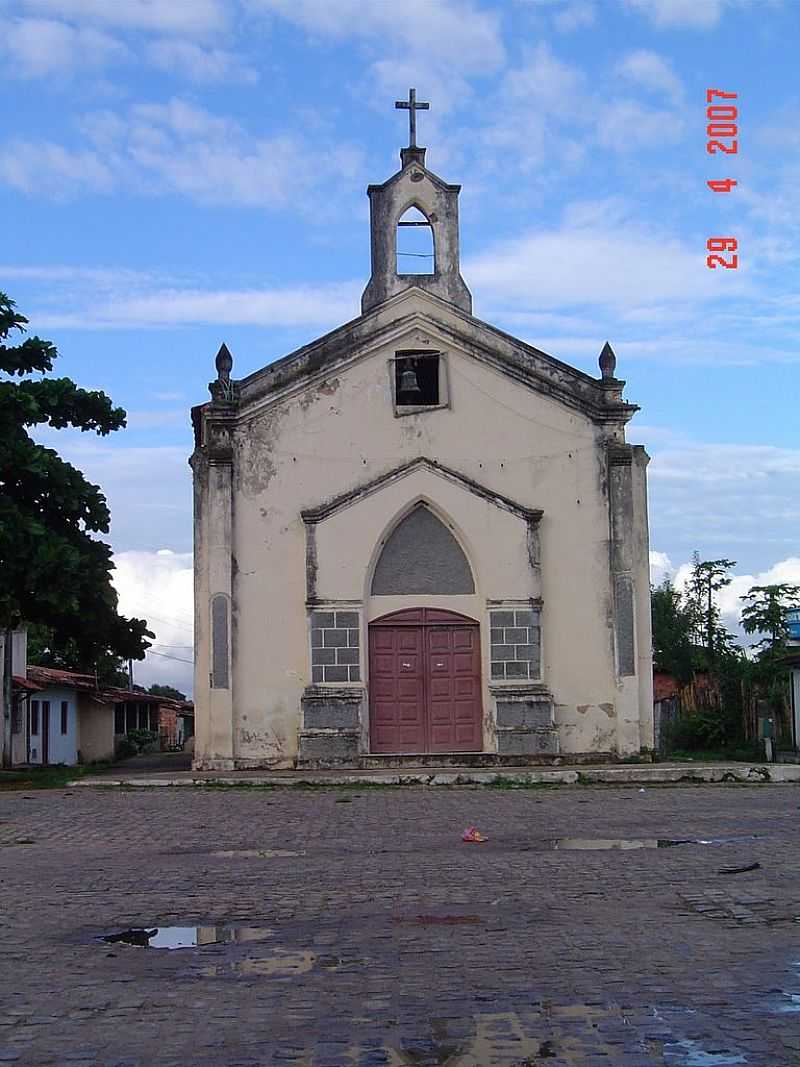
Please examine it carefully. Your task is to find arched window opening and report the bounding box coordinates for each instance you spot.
[371,505,474,595]
[396,206,434,276]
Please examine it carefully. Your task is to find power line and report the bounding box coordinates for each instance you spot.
[147,649,194,665]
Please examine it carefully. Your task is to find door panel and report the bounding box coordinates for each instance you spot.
[369,625,425,752]
[369,610,482,754]
[426,626,481,752]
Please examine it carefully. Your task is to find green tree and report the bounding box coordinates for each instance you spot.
[26,622,131,687]
[1,292,152,764]
[651,576,694,685]
[147,683,187,702]
[740,583,800,737]
[684,553,738,666]
[740,584,800,661]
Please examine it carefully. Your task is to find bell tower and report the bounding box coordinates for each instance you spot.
[361,89,472,316]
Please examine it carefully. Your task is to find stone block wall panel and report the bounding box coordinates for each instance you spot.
[310,609,362,683]
[489,607,541,681]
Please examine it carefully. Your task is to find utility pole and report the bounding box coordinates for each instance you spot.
[128,658,134,690]
[2,628,14,769]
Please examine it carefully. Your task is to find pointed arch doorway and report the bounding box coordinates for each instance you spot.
[369,608,483,754]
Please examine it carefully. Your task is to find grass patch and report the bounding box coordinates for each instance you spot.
[0,762,112,791]
[483,776,562,790]
[666,747,765,763]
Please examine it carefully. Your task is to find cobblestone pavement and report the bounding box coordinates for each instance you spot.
[1,783,800,1066]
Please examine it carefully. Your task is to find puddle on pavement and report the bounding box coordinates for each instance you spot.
[663,1037,747,1065]
[551,837,684,850]
[211,848,305,858]
[772,960,800,1014]
[549,835,762,851]
[394,914,483,926]
[100,925,273,949]
[198,950,367,979]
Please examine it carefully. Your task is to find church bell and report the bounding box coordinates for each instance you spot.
[399,365,421,397]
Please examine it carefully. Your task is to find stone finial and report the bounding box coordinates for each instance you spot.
[215,342,233,383]
[209,342,236,404]
[599,341,617,380]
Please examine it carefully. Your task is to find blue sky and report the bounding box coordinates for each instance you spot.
[2,0,798,690]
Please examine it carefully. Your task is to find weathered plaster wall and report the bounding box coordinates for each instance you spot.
[193,290,650,767]
[78,697,115,763]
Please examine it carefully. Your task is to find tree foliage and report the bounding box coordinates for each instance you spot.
[740,584,800,728]
[683,553,738,667]
[740,584,800,661]
[0,291,152,666]
[147,683,187,702]
[651,577,694,684]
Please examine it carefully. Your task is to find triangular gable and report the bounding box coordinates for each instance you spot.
[232,287,637,425]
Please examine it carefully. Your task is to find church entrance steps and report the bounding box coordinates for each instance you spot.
[354,752,603,769]
[67,762,800,789]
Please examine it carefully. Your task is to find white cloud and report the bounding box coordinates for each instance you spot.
[650,550,674,585]
[34,431,192,552]
[553,2,595,31]
[466,203,727,310]
[651,443,800,485]
[1,16,126,78]
[249,0,505,72]
[648,440,800,576]
[32,280,361,329]
[1,97,365,207]
[145,39,258,84]
[21,0,227,36]
[0,139,115,197]
[475,44,587,173]
[597,99,685,152]
[622,0,726,29]
[113,549,194,694]
[614,50,685,104]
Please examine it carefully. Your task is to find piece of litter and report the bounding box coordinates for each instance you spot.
[718,862,761,875]
[639,788,646,793]
[462,827,487,843]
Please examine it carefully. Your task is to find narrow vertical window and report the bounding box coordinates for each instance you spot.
[396,206,434,275]
[30,701,40,735]
[61,701,68,735]
[211,593,230,689]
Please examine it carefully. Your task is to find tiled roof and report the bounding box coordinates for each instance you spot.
[23,665,193,710]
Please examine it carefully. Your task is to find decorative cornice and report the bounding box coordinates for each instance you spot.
[300,456,543,526]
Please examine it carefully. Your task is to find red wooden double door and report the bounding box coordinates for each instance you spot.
[369,608,483,754]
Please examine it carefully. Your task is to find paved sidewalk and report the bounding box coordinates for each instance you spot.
[2,782,800,1065]
[72,759,800,788]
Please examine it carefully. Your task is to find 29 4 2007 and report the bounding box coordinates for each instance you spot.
[706,89,738,269]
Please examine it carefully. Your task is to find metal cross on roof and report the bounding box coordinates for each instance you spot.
[395,88,430,148]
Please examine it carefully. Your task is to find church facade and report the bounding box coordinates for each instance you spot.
[190,109,653,770]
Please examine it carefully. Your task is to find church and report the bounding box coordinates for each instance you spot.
[190,92,654,770]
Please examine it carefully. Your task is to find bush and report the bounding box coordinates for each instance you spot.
[115,737,138,760]
[126,728,159,752]
[115,729,159,760]
[663,707,762,760]
[666,711,726,751]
